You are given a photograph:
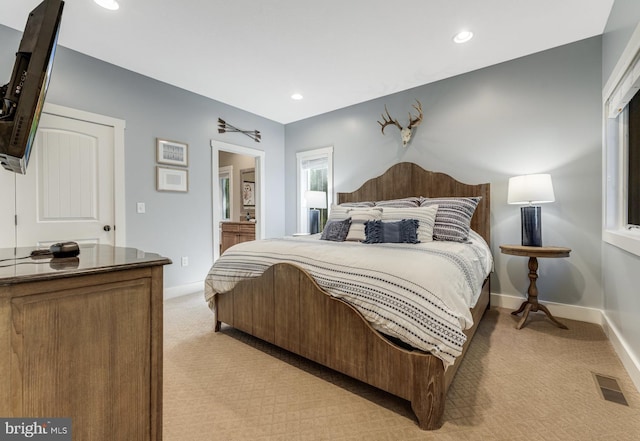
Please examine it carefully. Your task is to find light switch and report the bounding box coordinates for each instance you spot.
[137,202,146,214]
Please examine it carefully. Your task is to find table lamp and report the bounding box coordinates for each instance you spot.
[507,174,555,247]
[305,190,327,234]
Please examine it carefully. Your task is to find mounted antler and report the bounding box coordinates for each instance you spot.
[407,100,423,130]
[377,100,423,147]
[378,106,402,135]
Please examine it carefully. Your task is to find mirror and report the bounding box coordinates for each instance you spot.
[240,168,255,220]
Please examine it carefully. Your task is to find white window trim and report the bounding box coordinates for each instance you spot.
[603,20,640,257]
[296,146,333,233]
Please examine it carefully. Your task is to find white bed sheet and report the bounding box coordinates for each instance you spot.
[205,230,492,367]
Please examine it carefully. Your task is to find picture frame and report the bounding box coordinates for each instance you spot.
[242,181,255,207]
[157,138,188,167]
[157,166,188,192]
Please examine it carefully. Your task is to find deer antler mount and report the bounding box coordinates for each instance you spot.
[377,100,423,147]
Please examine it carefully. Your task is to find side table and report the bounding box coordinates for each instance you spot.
[499,244,571,330]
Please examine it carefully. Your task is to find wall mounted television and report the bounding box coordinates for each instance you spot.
[0,0,64,174]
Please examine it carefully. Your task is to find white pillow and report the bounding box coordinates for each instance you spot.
[328,204,351,221]
[345,208,383,241]
[381,205,438,242]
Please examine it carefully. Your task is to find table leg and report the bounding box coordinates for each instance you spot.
[511,256,568,330]
[515,302,533,330]
[536,303,569,330]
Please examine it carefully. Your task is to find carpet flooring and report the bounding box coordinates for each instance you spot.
[163,293,640,440]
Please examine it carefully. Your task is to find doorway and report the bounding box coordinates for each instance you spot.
[211,140,265,261]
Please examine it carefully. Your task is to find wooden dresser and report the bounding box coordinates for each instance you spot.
[221,221,255,254]
[0,245,170,441]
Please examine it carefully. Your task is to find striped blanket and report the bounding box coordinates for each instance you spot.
[205,230,492,367]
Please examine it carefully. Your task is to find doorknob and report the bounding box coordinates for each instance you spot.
[103,225,112,232]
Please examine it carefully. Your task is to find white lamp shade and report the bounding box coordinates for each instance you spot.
[305,191,327,209]
[507,174,555,204]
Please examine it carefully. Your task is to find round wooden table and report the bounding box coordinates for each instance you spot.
[499,245,571,330]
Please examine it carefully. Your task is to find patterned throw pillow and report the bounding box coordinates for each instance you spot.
[380,205,438,242]
[374,197,421,208]
[340,201,375,208]
[327,204,351,221]
[345,208,383,241]
[320,218,351,242]
[363,219,420,244]
[419,197,481,242]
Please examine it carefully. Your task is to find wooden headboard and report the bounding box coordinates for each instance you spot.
[337,162,491,244]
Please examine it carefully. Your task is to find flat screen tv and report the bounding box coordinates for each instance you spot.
[0,0,64,174]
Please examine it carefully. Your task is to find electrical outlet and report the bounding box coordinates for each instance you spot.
[181,256,188,267]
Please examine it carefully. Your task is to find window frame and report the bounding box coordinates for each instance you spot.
[296,146,333,234]
[603,21,640,257]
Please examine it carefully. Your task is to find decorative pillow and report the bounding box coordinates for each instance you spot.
[419,197,481,242]
[364,219,420,244]
[320,218,351,242]
[345,208,383,241]
[327,204,351,221]
[380,205,438,242]
[339,201,375,208]
[374,197,421,208]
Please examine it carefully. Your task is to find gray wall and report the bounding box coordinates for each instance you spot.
[0,24,286,289]
[602,0,640,84]
[602,0,640,374]
[285,37,603,309]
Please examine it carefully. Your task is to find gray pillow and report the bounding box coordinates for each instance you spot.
[320,218,351,241]
[381,205,437,242]
[363,219,420,244]
[419,197,481,242]
[374,197,421,208]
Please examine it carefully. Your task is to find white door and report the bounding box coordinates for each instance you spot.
[15,112,116,248]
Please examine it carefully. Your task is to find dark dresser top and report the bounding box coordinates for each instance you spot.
[0,244,171,286]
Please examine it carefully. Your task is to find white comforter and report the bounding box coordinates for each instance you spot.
[204,230,492,367]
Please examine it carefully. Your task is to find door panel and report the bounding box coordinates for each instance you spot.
[0,172,15,248]
[15,113,115,248]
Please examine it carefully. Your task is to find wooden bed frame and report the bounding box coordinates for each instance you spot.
[213,162,491,430]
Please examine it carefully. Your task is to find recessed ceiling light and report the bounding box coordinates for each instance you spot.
[453,30,473,44]
[94,0,119,11]
[291,93,304,100]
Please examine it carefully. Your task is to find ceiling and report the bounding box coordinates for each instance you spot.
[0,0,614,124]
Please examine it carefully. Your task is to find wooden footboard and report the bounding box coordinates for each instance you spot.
[214,262,490,430]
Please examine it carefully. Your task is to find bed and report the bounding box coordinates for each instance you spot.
[205,162,491,430]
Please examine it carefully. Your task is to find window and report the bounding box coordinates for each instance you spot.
[629,94,640,226]
[296,147,333,233]
[603,28,640,256]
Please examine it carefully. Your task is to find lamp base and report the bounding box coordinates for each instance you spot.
[309,209,320,234]
[521,206,542,247]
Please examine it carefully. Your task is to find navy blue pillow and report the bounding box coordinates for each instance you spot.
[320,218,351,241]
[363,219,420,244]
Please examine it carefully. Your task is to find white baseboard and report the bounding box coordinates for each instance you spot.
[490,293,603,324]
[491,293,640,393]
[164,281,204,300]
[601,313,640,393]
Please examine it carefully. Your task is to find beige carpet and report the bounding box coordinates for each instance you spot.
[163,293,640,440]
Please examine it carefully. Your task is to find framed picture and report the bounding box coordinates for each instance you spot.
[242,181,255,207]
[157,138,188,167]
[157,166,188,192]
